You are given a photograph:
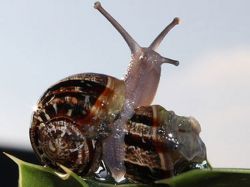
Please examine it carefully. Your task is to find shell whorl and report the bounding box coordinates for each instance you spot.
[30,117,93,174]
[30,73,125,175]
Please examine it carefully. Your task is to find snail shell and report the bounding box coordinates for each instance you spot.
[124,105,206,183]
[30,73,125,175]
[30,73,207,182]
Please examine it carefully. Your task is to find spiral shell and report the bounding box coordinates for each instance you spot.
[30,73,125,175]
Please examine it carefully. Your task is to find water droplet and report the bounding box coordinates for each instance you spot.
[95,161,109,181]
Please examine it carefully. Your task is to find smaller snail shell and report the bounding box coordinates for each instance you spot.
[124,105,207,183]
[30,73,125,175]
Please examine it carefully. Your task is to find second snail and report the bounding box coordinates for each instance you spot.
[29,1,208,184]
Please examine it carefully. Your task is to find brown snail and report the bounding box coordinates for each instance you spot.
[30,1,207,184]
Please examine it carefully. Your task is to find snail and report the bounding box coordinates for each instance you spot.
[29,1,207,184]
[94,2,179,182]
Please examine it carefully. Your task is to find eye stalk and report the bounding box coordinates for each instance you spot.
[161,56,179,66]
[94,1,180,66]
[149,17,180,51]
[94,1,140,53]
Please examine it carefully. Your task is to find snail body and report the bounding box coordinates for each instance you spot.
[94,2,179,181]
[30,1,207,184]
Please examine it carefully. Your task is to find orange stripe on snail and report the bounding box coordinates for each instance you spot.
[80,77,115,127]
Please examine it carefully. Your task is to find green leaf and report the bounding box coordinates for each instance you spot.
[4,153,149,187]
[4,153,250,187]
[4,152,89,187]
[157,168,250,187]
